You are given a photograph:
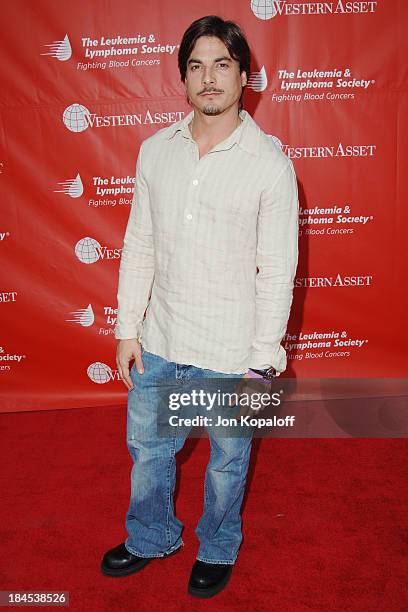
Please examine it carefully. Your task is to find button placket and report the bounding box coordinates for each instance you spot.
[183,152,207,225]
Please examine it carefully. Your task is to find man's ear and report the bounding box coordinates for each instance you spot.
[241,71,248,87]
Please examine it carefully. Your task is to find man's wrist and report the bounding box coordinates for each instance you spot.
[249,366,278,380]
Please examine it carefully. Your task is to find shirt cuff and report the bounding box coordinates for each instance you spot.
[248,347,286,375]
[114,321,143,342]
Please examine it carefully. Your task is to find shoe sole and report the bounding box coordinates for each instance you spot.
[101,557,151,577]
[188,566,233,599]
[100,545,181,578]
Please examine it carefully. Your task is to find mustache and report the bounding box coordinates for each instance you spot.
[199,89,223,95]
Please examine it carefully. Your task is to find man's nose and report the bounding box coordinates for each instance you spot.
[202,68,215,85]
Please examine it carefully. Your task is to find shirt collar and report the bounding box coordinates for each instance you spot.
[165,108,261,157]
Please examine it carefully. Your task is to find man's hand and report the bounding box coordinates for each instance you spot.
[230,372,254,418]
[233,372,270,419]
[116,339,144,391]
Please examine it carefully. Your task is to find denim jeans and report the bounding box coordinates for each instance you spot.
[124,346,254,565]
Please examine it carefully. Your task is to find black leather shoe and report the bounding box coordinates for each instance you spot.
[188,560,233,598]
[101,542,180,577]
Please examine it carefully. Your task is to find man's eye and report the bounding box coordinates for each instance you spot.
[218,63,228,68]
[191,65,200,70]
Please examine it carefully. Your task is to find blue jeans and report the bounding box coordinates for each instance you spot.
[124,347,254,565]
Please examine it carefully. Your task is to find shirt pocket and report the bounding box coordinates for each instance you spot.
[200,186,258,216]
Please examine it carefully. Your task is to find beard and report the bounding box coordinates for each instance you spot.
[201,103,222,115]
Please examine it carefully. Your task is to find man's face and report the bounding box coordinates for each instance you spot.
[184,36,247,116]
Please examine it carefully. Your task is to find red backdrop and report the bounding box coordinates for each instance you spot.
[1,0,407,412]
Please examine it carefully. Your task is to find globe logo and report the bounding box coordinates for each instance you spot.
[251,0,279,20]
[75,237,101,264]
[87,362,113,384]
[63,103,91,133]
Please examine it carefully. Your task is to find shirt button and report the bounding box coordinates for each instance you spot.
[192,179,199,186]
[186,213,193,220]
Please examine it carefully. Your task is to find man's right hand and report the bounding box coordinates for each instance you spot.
[116,339,144,391]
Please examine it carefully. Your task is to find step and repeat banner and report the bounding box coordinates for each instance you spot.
[1,1,407,411]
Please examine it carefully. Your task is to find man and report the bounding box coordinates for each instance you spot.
[101,15,299,599]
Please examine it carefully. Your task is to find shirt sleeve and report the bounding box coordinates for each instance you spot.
[249,158,299,374]
[114,141,155,341]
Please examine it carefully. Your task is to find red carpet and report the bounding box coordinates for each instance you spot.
[0,405,407,610]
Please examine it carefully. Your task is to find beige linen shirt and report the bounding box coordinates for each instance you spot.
[114,108,299,374]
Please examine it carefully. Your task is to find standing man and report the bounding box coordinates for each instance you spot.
[101,15,299,599]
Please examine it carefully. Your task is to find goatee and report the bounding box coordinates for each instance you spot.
[202,105,222,115]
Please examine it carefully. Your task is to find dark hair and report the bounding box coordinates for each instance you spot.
[178,15,251,111]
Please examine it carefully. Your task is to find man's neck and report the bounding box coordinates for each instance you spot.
[188,107,243,145]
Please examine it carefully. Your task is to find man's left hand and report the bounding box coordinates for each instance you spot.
[232,371,268,419]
